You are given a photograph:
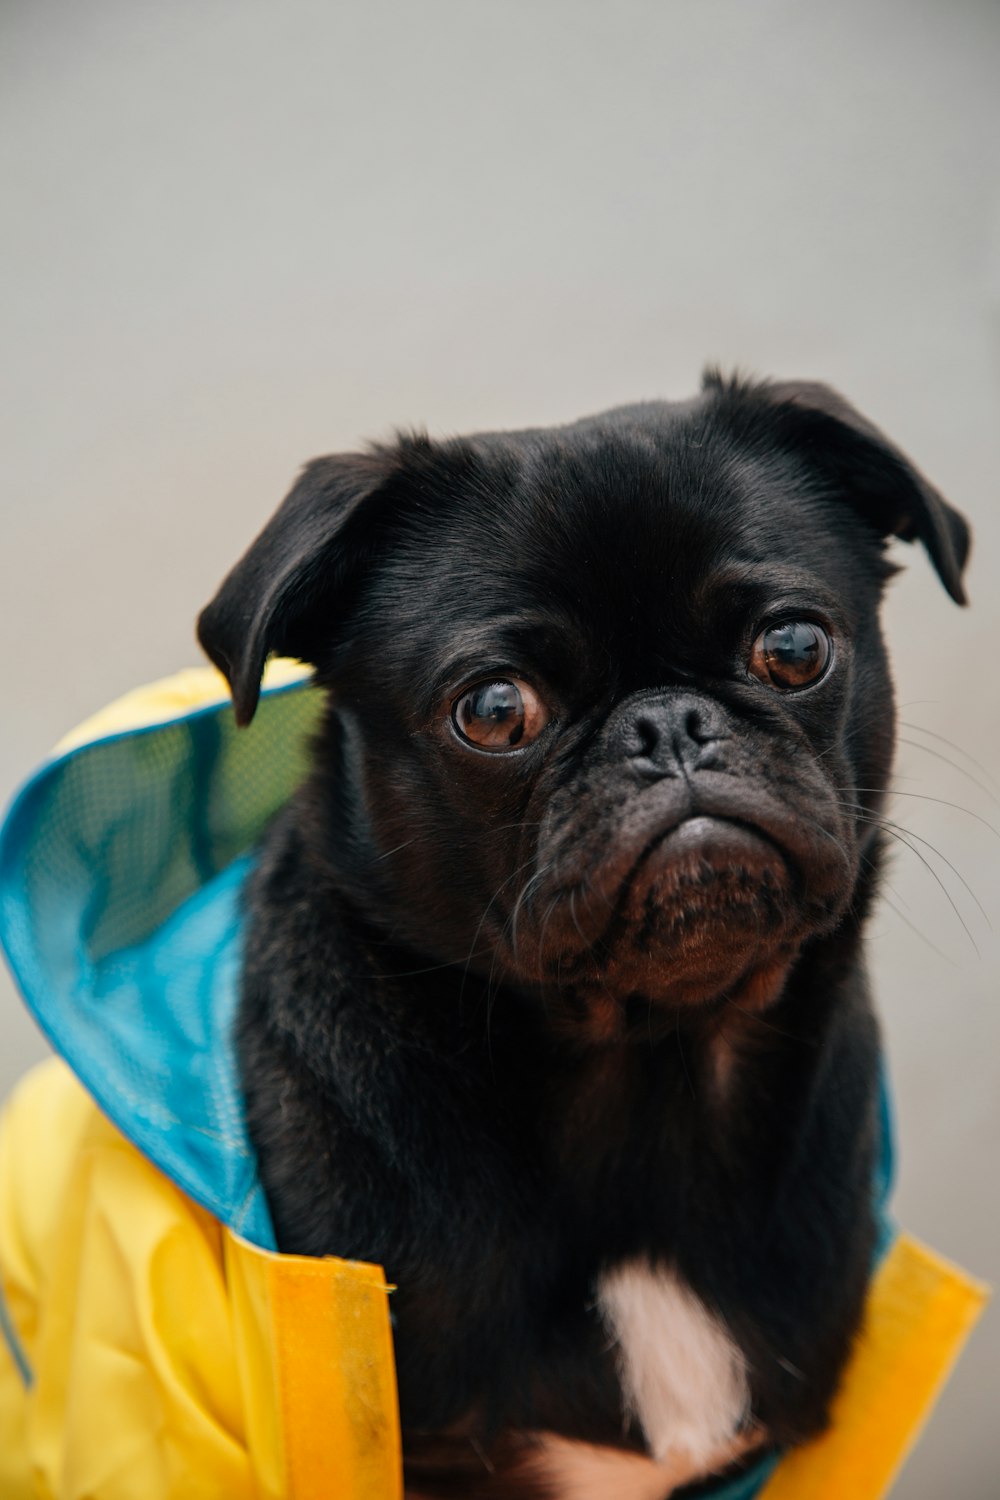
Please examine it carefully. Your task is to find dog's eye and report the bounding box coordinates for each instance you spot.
[749,621,831,690]
[452,679,548,751]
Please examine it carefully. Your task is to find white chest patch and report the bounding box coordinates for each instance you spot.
[595,1260,750,1468]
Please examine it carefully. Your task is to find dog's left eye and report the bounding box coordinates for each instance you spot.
[749,620,832,690]
[452,678,548,751]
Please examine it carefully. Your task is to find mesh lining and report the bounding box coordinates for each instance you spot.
[0,678,323,1247]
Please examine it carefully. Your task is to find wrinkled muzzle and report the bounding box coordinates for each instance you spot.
[507,690,859,1014]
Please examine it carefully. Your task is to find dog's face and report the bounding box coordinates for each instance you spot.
[200,375,968,1037]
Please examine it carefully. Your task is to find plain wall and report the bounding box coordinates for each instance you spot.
[1,3,997,1494]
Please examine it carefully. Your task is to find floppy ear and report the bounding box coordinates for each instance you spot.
[198,449,395,725]
[706,373,971,604]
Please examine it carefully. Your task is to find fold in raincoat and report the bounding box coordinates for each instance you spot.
[0,666,988,1500]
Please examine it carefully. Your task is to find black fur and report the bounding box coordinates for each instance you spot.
[199,374,969,1497]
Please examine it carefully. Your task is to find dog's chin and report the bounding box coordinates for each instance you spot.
[508,816,807,1034]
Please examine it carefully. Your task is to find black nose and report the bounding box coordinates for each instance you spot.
[624,694,731,777]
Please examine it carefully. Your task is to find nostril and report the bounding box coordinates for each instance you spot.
[685,707,727,746]
[622,698,728,774]
[684,708,706,744]
[634,715,658,759]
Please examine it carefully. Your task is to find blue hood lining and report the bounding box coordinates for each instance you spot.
[0,677,323,1250]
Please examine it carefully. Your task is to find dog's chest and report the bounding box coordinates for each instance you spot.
[595,1259,750,1465]
[525,1052,751,1463]
[507,1261,753,1498]
[513,1202,754,1488]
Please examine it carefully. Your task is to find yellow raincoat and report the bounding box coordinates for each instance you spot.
[0,668,988,1499]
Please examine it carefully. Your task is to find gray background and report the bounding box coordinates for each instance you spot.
[1,2,997,1494]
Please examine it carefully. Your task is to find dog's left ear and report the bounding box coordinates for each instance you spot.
[198,448,398,725]
[709,374,971,604]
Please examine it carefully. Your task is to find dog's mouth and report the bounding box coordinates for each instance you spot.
[601,812,796,960]
[653,813,792,879]
[564,813,795,1005]
[501,793,850,1019]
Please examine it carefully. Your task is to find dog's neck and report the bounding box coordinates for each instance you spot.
[280,814,868,1184]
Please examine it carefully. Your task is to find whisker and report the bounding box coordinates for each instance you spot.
[896,737,1000,808]
[875,828,977,954]
[837,797,991,929]
[458,852,540,1002]
[836,805,983,954]
[878,823,984,952]
[371,835,420,863]
[371,819,545,867]
[509,862,555,962]
[898,721,1000,796]
[875,890,960,966]
[568,886,588,947]
[486,858,564,1055]
[536,889,565,970]
[826,803,961,957]
[370,953,493,981]
[792,805,855,872]
[852,787,1000,840]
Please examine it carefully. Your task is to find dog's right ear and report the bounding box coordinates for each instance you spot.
[702,371,971,605]
[198,449,396,726]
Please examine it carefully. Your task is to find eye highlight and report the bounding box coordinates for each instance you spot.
[749,620,832,691]
[452,678,548,751]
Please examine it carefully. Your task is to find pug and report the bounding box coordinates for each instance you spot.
[198,372,969,1499]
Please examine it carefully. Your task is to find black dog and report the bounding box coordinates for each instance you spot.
[198,373,969,1498]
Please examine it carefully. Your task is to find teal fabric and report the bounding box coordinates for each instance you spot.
[709,1455,782,1500]
[0,676,322,1250]
[0,673,895,1499]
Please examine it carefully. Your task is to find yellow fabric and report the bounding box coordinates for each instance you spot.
[759,1235,989,1500]
[53,659,309,754]
[266,1245,400,1499]
[0,1061,401,1500]
[0,1064,989,1500]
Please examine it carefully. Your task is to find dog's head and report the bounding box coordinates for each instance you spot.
[199,374,969,1035]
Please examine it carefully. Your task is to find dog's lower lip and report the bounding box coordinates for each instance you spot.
[656,814,791,872]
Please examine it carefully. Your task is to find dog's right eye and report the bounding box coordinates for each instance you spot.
[452,679,548,751]
[748,620,832,690]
